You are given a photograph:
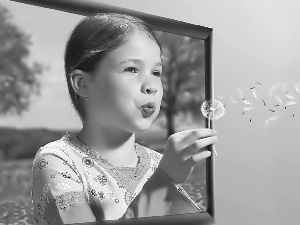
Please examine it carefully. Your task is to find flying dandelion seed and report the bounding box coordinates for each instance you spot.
[269,109,276,113]
[200,100,226,156]
[263,100,267,106]
[284,93,296,100]
[268,83,285,97]
[294,82,300,94]
[264,116,278,126]
[243,106,255,111]
[230,96,237,103]
[250,87,255,89]
[268,84,277,96]
[273,104,280,107]
[242,99,252,105]
[284,103,296,117]
[285,100,297,106]
[257,82,262,85]
[251,88,259,100]
[282,82,290,93]
[275,96,283,105]
[236,89,244,99]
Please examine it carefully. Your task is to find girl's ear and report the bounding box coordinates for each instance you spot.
[69,69,93,98]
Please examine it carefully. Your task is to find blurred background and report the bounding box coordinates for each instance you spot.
[0,1,208,223]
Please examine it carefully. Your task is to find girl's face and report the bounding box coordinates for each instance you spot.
[86,30,163,133]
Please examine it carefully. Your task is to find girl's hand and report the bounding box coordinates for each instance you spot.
[157,129,218,185]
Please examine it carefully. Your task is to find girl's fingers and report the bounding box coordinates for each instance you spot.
[179,129,217,150]
[186,150,212,167]
[181,136,218,160]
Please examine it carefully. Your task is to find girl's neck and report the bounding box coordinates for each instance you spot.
[76,123,137,167]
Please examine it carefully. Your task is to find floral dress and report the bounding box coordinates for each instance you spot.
[31,130,201,224]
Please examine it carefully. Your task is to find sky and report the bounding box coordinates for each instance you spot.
[0,0,84,130]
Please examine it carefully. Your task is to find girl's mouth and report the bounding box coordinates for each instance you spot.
[140,106,155,117]
[140,102,156,117]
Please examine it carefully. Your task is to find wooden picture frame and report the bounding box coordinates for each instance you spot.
[10,0,215,224]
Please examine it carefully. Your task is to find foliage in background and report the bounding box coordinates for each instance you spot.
[154,31,205,136]
[0,3,48,117]
[0,127,66,160]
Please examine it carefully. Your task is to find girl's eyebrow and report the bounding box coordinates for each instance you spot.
[118,58,162,66]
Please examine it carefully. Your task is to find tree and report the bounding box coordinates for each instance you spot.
[0,3,48,117]
[155,30,205,137]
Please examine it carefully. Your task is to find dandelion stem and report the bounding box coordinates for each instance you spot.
[208,114,217,156]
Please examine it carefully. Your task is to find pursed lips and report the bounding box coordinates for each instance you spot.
[140,101,156,109]
[139,101,156,117]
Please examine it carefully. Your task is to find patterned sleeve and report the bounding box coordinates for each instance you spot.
[31,147,96,225]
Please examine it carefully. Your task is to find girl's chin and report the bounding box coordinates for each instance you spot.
[133,117,155,132]
[137,119,153,129]
[122,107,158,133]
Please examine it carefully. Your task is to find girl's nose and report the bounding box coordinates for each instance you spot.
[143,85,157,95]
[141,73,159,95]
[146,87,157,95]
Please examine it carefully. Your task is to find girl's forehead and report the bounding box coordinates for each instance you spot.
[123,29,154,44]
[105,33,161,61]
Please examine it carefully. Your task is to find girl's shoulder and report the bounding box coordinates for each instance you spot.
[32,134,81,179]
[33,131,74,164]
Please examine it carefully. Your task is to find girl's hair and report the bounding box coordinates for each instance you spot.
[64,12,163,124]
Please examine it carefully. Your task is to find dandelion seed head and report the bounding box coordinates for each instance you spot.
[201,99,225,120]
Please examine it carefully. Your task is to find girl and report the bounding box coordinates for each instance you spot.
[31,12,218,224]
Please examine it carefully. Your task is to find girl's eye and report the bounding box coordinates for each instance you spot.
[124,67,162,77]
[153,71,162,77]
[124,67,138,73]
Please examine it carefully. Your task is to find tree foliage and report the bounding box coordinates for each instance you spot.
[0,4,48,117]
[154,30,205,136]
